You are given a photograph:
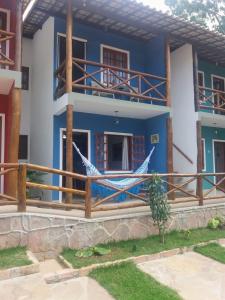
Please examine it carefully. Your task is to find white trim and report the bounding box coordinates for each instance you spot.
[212,139,225,184]
[0,8,10,63]
[104,131,133,136]
[59,128,91,202]
[0,114,5,193]
[201,138,206,171]
[198,70,205,87]
[100,44,130,83]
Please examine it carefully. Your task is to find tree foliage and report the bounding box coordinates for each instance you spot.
[148,175,170,244]
[165,0,225,34]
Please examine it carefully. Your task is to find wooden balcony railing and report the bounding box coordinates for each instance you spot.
[55,58,168,104]
[198,86,225,114]
[0,29,15,68]
[1,163,225,218]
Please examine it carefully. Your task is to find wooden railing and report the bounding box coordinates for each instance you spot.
[55,58,168,104]
[1,163,225,218]
[198,86,225,114]
[0,29,15,68]
[173,143,194,165]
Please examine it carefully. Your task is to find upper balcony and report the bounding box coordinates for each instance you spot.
[55,57,168,107]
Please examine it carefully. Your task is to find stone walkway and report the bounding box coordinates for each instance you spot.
[138,251,225,300]
[0,273,114,300]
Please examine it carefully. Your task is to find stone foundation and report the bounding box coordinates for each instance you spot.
[0,204,225,259]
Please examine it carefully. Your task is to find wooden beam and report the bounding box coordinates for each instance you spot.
[15,0,22,71]
[65,104,73,204]
[193,47,199,112]
[66,0,73,93]
[196,120,203,205]
[167,117,175,200]
[166,38,171,107]
[17,164,27,212]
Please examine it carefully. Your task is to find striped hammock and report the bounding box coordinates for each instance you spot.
[73,142,155,189]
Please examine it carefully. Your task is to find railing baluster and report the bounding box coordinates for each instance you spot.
[17,164,27,212]
[197,174,203,206]
[85,177,92,218]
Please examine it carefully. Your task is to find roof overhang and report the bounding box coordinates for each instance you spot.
[22,0,225,66]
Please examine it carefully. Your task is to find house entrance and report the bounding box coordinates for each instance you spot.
[214,141,225,190]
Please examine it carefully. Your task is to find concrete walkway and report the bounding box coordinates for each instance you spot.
[138,252,225,300]
[0,273,114,300]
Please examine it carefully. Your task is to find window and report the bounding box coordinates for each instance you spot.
[106,134,131,171]
[0,10,8,59]
[201,138,206,171]
[19,135,28,160]
[198,71,204,87]
[21,66,29,90]
[102,46,129,85]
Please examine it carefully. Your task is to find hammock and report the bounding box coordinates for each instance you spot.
[72,142,155,189]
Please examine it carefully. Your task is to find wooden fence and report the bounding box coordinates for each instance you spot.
[198,85,225,114]
[55,58,168,104]
[0,29,15,67]
[0,163,225,218]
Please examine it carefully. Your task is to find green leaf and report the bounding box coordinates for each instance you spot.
[93,247,111,256]
[75,248,94,258]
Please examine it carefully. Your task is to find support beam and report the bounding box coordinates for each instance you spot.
[66,0,73,93]
[65,104,73,204]
[6,0,22,197]
[196,120,203,205]
[167,117,175,200]
[193,47,199,112]
[166,39,171,107]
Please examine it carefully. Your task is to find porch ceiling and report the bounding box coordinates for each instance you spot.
[199,112,225,129]
[23,0,225,66]
[0,70,21,95]
[54,92,171,119]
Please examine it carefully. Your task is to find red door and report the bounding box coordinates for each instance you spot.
[0,116,3,193]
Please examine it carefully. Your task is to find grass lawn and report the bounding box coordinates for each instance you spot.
[0,247,31,270]
[61,227,225,268]
[194,242,225,264]
[90,262,182,300]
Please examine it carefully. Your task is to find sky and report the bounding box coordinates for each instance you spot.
[139,0,169,12]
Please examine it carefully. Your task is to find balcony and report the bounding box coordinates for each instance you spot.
[55,58,168,106]
[0,28,15,68]
[198,86,225,115]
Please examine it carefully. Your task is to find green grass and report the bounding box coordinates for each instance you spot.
[90,262,182,300]
[194,242,225,264]
[61,227,225,268]
[0,247,32,270]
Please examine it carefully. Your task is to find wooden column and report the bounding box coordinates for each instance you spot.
[166,39,171,107]
[193,48,199,112]
[65,0,74,204]
[6,0,22,197]
[167,117,175,200]
[196,120,203,205]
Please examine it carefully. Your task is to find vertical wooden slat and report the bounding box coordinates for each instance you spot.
[166,39,171,107]
[85,177,92,218]
[66,0,73,93]
[196,120,203,205]
[15,0,22,71]
[65,104,73,204]
[167,117,175,200]
[17,164,26,212]
[193,47,199,112]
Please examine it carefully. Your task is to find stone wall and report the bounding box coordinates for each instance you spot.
[0,204,225,260]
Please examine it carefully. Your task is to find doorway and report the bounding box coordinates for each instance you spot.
[214,141,225,190]
[212,76,225,115]
[62,129,90,193]
[57,34,86,93]
[0,115,5,193]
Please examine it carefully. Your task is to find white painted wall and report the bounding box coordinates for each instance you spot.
[30,17,54,172]
[21,38,32,161]
[171,44,198,174]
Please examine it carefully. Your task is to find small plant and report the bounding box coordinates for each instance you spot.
[75,246,111,258]
[180,229,191,240]
[207,216,225,230]
[131,245,137,252]
[148,175,170,244]
[26,170,45,198]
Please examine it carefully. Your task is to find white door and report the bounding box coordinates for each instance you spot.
[0,115,5,193]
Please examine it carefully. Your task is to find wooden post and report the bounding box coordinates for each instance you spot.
[167,117,175,200]
[166,39,171,107]
[85,178,92,218]
[17,164,27,212]
[193,48,199,112]
[66,0,73,93]
[65,104,73,204]
[6,0,22,197]
[196,120,203,205]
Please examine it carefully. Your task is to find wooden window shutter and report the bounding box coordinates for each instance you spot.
[95,133,108,171]
[132,135,145,170]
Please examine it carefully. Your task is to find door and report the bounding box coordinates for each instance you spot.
[214,141,225,190]
[58,35,86,93]
[213,76,225,115]
[62,130,89,193]
[0,115,5,193]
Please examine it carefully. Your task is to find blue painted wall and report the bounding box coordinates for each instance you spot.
[52,112,168,199]
[53,17,166,101]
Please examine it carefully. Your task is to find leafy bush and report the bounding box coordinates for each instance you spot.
[75,246,111,258]
[148,175,170,244]
[207,216,225,230]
